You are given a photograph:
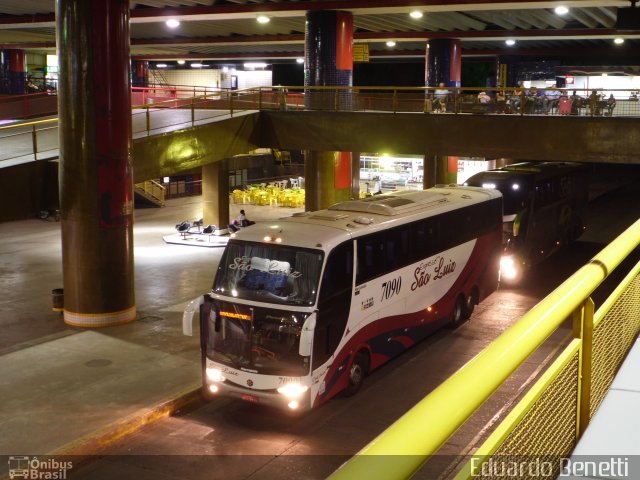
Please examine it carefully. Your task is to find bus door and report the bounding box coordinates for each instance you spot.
[312,240,354,371]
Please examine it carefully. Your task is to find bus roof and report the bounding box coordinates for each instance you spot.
[479,161,587,177]
[229,186,501,252]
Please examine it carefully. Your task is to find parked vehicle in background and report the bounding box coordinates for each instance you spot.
[465,162,589,283]
[183,186,503,411]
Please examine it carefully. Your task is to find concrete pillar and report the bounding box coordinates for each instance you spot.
[304,151,353,211]
[423,155,437,189]
[304,11,355,210]
[423,155,456,189]
[131,59,149,88]
[57,0,135,327]
[2,49,27,94]
[425,39,462,88]
[202,161,229,234]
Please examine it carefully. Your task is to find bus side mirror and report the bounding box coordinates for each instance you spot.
[182,295,205,336]
[299,312,317,357]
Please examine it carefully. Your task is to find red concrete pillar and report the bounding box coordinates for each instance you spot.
[56,0,135,327]
[304,11,355,210]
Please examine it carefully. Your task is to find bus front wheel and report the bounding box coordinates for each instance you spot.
[344,351,369,397]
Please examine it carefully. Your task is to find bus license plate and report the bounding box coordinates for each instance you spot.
[241,394,260,403]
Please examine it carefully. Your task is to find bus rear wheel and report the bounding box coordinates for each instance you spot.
[450,295,465,326]
[464,288,479,319]
[344,351,369,397]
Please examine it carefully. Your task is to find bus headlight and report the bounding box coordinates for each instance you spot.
[500,255,519,281]
[277,383,309,399]
[206,368,226,383]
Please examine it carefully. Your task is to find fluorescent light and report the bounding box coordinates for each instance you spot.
[505,39,516,46]
[296,58,304,64]
[191,63,204,68]
[244,62,267,69]
[410,11,423,19]
[257,15,270,24]
[177,60,185,65]
[166,19,180,28]
[156,63,167,68]
[614,37,625,45]
[386,40,396,47]
[554,6,569,15]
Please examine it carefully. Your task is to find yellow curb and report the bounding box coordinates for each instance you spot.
[50,384,203,457]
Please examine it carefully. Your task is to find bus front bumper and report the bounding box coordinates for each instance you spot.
[204,379,312,412]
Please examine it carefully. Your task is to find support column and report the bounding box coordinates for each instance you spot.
[425,39,461,88]
[304,11,354,210]
[57,0,135,327]
[131,59,149,88]
[423,155,456,189]
[3,50,27,94]
[202,161,229,234]
[423,155,437,189]
[304,151,353,212]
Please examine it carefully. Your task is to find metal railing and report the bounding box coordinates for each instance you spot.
[2,85,639,169]
[328,218,640,480]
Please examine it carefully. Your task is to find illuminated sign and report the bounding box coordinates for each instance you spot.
[220,311,251,320]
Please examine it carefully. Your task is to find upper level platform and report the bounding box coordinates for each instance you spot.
[2,85,640,180]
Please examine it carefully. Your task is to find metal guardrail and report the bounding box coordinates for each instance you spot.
[1,86,639,168]
[328,218,640,480]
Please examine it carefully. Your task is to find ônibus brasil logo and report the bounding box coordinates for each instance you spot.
[8,456,73,479]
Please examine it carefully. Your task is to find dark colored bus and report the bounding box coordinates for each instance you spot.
[465,162,589,283]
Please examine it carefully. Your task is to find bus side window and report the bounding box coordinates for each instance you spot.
[314,241,354,367]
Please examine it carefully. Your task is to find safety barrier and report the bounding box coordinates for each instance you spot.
[328,218,640,479]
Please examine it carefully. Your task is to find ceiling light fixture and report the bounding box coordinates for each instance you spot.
[614,37,625,45]
[505,39,516,46]
[296,58,304,64]
[191,63,204,68]
[257,15,270,24]
[177,60,185,65]
[410,11,423,19]
[166,19,180,28]
[156,63,167,68]
[386,40,396,47]
[554,6,569,15]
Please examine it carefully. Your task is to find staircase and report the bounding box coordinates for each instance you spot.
[134,180,166,207]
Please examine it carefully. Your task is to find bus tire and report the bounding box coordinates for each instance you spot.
[344,351,369,397]
[450,295,465,326]
[464,288,479,319]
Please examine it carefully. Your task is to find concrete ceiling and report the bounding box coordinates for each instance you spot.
[0,0,638,63]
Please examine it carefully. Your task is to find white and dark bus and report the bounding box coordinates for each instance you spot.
[183,186,503,411]
[465,162,589,283]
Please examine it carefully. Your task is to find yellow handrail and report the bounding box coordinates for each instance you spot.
[329,218,640,480]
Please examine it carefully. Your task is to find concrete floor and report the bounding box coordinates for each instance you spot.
[0,197,302,458]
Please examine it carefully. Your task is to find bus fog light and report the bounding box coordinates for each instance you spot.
[500,256,519,280]
[209,384,219,394]
[288,400,299,410]
[206,368,226,383]
[277,383,309,399]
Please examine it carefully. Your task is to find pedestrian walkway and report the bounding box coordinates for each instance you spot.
[0,198,302,470]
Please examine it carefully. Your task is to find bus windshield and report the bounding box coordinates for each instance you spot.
[213,241,324,306]
[468,175,532,216]
[206,301,310,376]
